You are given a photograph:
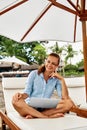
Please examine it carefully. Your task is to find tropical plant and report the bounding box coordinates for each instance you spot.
[64,44,77,65]
[50,42,64,56]
[30,43,47,65]
[0,35,47,64]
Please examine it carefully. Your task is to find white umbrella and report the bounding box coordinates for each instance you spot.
[0,0,83,43]
[0,56,29,66]
[0,0,87,99]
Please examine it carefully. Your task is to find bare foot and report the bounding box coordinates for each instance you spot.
[49,113,64,118]
[25,114,33,119]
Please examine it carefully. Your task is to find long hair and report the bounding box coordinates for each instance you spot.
[38,53,60,74]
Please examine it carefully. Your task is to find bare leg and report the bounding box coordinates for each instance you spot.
[12,98,47,118]
[42,98,74,117]
[56,98,75,113]
[42,108,63,116]
[49,113,64,118]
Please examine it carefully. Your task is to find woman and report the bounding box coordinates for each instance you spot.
[12,53,74,118]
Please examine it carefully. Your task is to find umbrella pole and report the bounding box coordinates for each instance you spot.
[81,21,87,102]
[81,0,87,102]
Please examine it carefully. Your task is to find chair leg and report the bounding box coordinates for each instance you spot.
[1,119,6,130]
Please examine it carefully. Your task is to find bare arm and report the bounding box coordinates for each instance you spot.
[60,78,69,99]
[49,72,75,113]
[50,72,69,99]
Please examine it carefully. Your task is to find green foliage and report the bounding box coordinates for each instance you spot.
[64,64,84,77]
[0,35,47,64]
[50,42,64,55]
[64,64,78,71]
[64,70,84,77]
[64,44,77,65]
[76,59,84,68]
[30,44,47,65]
[0,36,84,77]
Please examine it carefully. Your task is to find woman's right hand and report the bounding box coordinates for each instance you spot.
[12,92,23,102]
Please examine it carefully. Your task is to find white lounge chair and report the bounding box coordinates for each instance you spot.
[0,76,87,130]
[65,76,86,105]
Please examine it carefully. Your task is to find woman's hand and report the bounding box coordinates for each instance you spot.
[49,72,63,80]
[56,98,75,113]
[12,92,23,102]
[12,92,29,102]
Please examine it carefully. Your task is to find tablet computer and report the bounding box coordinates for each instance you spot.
[29,97,60,108]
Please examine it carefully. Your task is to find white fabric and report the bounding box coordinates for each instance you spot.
[0,0,82,43]
[2,77,27,89]
[4,89,23,113]
[65,77,85,88]
[64,77,86,105]
[68,87,86,105]
[8,112,87,130]
[0,56,29,65]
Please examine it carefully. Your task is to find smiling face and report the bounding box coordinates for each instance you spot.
[45,55,59,73]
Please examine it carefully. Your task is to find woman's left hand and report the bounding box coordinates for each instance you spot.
[56,98,75,113]
[49,72,63,80]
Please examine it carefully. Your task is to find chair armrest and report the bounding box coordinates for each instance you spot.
[70,105,87,118]
[0,110,20,130]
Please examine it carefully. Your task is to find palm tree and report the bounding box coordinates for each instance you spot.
[49,42,65,75]
[64,44,77,65]
[50,42,64,56]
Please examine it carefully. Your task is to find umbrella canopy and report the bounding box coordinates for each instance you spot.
[0,0,87,100]
[0,0,84,43]
[0,56,29,66]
